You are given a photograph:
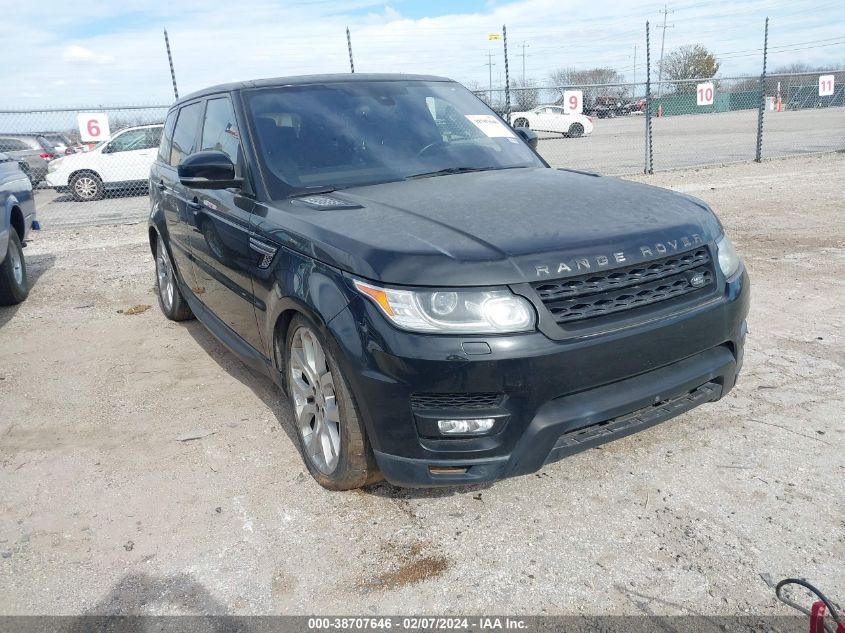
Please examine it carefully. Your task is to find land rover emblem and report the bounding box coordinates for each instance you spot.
[689,272,707,288]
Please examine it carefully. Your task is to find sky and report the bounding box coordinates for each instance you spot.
[0,0,843,108]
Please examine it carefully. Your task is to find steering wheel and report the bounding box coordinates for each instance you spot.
[416,141,448,157]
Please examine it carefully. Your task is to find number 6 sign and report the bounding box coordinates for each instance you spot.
[563,90,583,114]
[78,113,110,142]
[696,82,715,106]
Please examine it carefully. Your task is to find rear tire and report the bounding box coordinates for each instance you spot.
[0,230,29,306]
[568,123,584,138]
[70,171,104,202]
[154,235,193,321]
[284,315,380,490]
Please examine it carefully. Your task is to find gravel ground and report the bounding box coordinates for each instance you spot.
[1,154,843,616]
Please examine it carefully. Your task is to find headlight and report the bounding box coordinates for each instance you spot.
[716,234,741,278]
[353,279,536,334]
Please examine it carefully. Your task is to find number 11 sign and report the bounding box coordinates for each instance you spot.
[78,113,110,143]
[818,75,834,97]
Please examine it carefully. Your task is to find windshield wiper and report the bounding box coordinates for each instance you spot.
[405,166,529,180]
[405,166,496,180]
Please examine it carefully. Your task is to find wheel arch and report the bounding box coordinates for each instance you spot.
[68,168,103,186]
[9,205,24,241]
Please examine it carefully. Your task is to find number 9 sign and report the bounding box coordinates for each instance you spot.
[563,90,583,114]
[78,113,110,142]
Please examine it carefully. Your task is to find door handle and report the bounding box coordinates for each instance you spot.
[156,181,166,191]
[187,199,203,211]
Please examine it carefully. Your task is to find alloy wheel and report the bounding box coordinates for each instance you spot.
[289,326,341,474]
[8,241,23,286]
[155,237,174,311]
[74,176,98,200]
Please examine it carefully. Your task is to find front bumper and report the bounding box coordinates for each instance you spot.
[327,268,749,487]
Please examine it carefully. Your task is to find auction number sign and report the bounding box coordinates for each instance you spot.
[696,82,715,106]
[563,90,583,114]
[78,113,110,142]
[818,75,834,97]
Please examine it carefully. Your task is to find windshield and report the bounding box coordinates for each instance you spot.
[245,80,543,197]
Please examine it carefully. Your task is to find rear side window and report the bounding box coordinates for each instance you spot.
[169,102,202,167]
[0,138,29,151]
[200,97,241,167]
[158,111,177,163]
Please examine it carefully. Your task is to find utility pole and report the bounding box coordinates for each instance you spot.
[656,4,674,97]
[346,27,355,73]
[633,44,637,89]
[521,42,530,83]
[163,28,179,100]
[484,52,496,103]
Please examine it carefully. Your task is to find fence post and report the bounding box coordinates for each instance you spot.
[346,27,355,73]
[645,21,654,174]
[503,25,511,120]
[755,17,769,162]
[163,29,179,100]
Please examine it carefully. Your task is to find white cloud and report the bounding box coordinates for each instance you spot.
[0,0,841,108]
[61,45,114,64]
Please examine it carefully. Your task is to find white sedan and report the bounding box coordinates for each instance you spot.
[509,106,594,138]
[46,124,163,201]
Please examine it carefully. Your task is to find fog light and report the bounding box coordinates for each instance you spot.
[437,418,495,435]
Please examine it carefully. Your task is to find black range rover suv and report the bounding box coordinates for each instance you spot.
[149,74,749,489]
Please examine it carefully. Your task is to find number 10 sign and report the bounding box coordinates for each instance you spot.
[696,82,715,106]
[78,113,111,143]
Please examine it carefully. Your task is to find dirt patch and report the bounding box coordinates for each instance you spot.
[364,555,451,591]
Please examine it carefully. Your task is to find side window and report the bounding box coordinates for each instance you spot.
[200,97,241,167]
[158,111,177,163]
[108,129,148,153]
[145,127,162,149]
[169,102,202,167]
[0,138,29,151]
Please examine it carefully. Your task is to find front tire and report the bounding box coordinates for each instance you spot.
[154,235,193,321]
[0,230,29,306]
[568,123,584,138]
[70,172,104,202]
[284,315,379,490]
[513,118,529,128]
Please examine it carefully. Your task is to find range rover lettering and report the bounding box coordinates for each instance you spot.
[149,74,749,489]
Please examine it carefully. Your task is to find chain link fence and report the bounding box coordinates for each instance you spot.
[0,70,842,220]
[479,69,845,174]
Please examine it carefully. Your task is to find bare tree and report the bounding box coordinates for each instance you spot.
[510,77,540,111]
[548,67,627,106]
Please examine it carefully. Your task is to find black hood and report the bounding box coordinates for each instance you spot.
[253,167,723,286]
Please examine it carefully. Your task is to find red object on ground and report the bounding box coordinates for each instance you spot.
[810,601,845,633]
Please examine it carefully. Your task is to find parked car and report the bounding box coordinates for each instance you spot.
[46,124,163,201]
[623,98,647,115]
[1,152,37,305]
[150,74,748,490]
[509,105,594,137]
[0,136,54,186]
[584,96,626,118]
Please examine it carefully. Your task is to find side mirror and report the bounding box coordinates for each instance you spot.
[102,142,113,154]
[178,151,242,189]
[514,127,539,150]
